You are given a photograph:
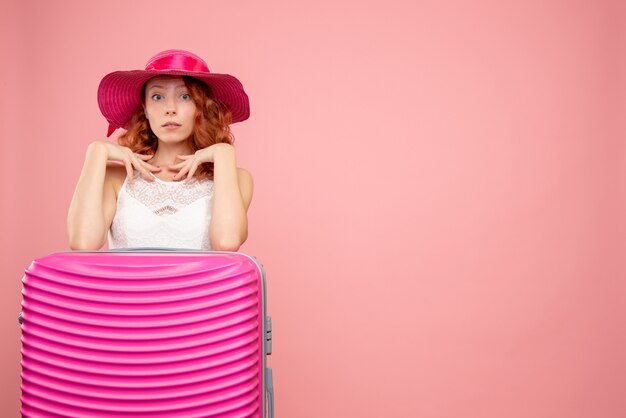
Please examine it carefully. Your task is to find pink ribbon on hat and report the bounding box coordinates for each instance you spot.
[106,52,209,137]
[145,54,209,73]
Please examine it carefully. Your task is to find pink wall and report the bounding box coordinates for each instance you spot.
[1,0,624,417]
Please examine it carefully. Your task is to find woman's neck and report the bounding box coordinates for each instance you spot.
[151,142,193,167]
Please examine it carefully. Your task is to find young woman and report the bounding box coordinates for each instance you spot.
[67,49,253,251]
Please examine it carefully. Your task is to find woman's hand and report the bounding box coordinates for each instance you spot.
[91,140,161,182]
[169,143,233,181]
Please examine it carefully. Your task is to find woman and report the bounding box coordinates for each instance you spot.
[67,49,253,251]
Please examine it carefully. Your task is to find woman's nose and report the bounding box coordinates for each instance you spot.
[165,98,177,115]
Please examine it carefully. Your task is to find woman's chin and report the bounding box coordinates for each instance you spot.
[155,131,192,143]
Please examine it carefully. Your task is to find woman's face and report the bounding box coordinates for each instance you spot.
[143,76,196,143]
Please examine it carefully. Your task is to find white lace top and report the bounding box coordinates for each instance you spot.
[107,170,214,250]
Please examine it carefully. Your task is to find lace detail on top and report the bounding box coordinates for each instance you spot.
[108,171,214,250]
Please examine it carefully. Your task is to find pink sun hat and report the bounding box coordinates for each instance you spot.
[97,49,250,137]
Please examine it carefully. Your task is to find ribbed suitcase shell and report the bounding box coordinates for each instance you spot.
[19,249,273,418]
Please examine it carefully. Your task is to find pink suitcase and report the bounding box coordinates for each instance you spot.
[18,248,274,418]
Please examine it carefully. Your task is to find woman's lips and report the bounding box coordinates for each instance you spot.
[163,123,181,130]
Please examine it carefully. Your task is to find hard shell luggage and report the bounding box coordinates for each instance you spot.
[18,248,274,418]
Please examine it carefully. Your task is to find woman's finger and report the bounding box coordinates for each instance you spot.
[130,156,154,182]
[172,163,191,181]
[186,161,200,181]
[123,158,134,184]
[136,153,154,160]
[168,160,187,170]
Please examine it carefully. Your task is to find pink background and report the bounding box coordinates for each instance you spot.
[1,1,625,417]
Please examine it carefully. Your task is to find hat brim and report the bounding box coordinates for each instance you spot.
[98,69,250,131]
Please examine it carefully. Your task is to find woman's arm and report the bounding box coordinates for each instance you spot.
[67,142,112,250]
[210,144,254,251]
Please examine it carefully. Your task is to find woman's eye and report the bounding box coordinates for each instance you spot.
[151,94,163,101]
[181,93,191,100]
